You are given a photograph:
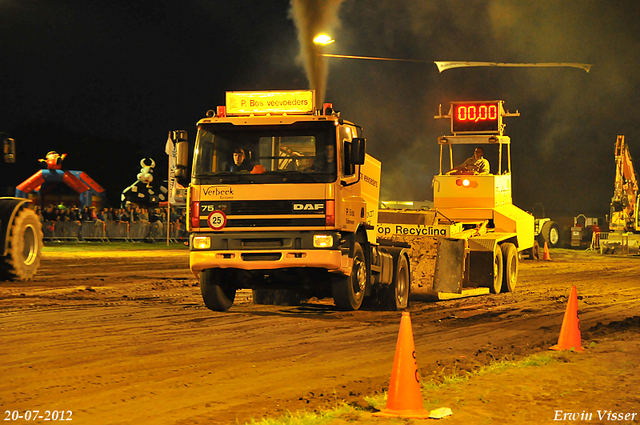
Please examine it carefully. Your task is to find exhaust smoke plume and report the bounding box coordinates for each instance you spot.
[324,0,640,215]
[289,0,345,109]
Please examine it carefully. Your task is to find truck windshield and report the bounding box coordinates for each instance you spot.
[193,121,337,184]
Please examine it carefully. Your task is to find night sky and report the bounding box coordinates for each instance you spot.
[2,0,640,220]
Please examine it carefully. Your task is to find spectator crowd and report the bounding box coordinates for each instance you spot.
[34,203,188,242]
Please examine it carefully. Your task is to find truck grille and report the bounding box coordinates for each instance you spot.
[199,200,326,229]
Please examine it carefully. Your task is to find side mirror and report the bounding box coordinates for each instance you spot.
[2,135,15,163]
[350,137,366,165]
[172,130,190,186]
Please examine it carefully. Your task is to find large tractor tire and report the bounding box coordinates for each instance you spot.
[0,205,43,281]
[332,242,367,310]
[200,268,237,312]
[539,221,561,248]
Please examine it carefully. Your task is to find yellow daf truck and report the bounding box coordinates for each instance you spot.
[173,90,411,311]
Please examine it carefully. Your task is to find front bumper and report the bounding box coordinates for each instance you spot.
[190,249,348,277]
[188,230,352,277]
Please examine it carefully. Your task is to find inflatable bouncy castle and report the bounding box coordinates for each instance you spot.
[15,151,106,208]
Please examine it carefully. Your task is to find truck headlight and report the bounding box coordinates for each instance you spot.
[193,236,211,249]
[313,234,334,248]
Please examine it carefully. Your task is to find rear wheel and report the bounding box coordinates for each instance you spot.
[500,243,518,293]
[0,207,42,281]
[490,245,503,294]
[389,253,410,310]
[374,253,410,311]
[200,269,237,311]
[332,242,367,310]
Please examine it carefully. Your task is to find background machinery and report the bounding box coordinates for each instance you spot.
[0,133,43,281]
[609,135,639,232]
[532,203,561,250]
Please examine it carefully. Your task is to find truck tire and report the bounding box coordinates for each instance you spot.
[540,221,561,248]
[332,242,367,310]
[490,245,503,294]
[372,252,410,311]
[500,243,518,293]
[389,253,410,310]
[0,206,42,281]
[200,269,236,312]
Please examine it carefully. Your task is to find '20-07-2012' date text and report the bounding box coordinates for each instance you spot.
[5,410,72,421]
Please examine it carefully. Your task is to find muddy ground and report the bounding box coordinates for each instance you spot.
[1,246,639,425]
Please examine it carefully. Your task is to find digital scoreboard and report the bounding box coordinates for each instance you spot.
[451,100,503,134]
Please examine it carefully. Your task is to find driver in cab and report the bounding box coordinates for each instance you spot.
[447,147,490,175]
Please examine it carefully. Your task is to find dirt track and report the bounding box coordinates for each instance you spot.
[1,247,639,424]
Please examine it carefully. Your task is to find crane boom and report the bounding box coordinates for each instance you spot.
[610,135,640,232]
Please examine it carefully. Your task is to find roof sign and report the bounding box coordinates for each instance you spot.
[226,90,315,115]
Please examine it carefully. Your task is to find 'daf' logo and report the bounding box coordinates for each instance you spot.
[293,203,324,212]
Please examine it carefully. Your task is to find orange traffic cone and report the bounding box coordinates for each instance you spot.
[373,312,431,419]
[550,286,584,352]
[542,241,552,260]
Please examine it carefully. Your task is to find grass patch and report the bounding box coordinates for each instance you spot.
[246,404,356,425]
[43,241,189,252]
[363,352,558,411]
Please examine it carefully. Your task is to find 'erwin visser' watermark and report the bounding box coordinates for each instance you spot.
[554,410,638,421]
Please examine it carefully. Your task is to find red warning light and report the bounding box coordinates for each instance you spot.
[452,101,501,133]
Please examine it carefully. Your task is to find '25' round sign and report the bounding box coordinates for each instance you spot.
[207,210,227,230]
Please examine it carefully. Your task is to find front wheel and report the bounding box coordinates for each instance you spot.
[332,242,367,310]
[200,269,237,312]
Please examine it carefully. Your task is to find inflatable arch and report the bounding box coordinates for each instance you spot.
[15,151,106,208]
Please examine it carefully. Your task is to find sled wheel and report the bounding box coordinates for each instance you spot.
[501,243,518,293]
[200,269,236,312]
[490,245,503,294]
[332,242,367,310]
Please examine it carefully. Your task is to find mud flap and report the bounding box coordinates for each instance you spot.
[433,238,465,293]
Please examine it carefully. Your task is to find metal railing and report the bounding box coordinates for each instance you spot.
[42,220,188,243]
